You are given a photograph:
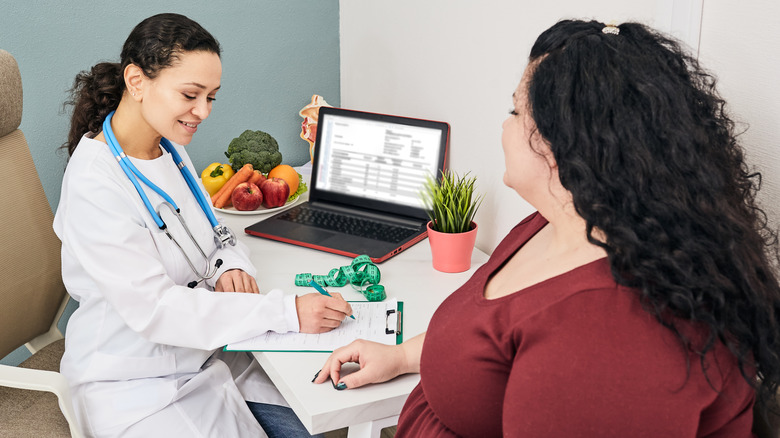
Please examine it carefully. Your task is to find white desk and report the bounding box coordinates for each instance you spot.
[215,193,488,436]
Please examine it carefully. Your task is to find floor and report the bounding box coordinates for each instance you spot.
[324,426,397,438]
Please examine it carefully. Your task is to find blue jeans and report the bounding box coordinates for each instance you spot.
[246,402,325,438]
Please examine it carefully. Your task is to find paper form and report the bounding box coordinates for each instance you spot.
[225,299,399,352]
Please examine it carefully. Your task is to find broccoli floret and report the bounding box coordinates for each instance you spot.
[224,130,283,173]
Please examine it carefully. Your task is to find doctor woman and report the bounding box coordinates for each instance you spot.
[54,13,350,437]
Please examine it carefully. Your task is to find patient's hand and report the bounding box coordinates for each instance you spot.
[215,269,260,294]
[314,339,408,390]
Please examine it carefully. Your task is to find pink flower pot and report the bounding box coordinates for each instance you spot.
[427,221,478,273]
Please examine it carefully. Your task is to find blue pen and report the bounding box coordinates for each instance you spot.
[309,280,356,320]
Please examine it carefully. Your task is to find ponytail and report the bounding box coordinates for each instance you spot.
[62,62,123,156]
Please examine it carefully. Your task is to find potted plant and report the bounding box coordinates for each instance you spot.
[421,170,483,273]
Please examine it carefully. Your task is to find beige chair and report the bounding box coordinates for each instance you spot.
[0,49,82,437]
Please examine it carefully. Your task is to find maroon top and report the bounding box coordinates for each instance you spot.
[396,212,755,437]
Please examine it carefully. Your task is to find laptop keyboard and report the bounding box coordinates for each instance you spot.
[278,206,419,243]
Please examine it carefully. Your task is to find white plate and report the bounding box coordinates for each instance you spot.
[215,196,302,215]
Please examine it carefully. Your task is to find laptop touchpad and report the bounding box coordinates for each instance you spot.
[288,227,338,243]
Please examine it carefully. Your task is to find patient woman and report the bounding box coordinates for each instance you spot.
[315,19,780,436]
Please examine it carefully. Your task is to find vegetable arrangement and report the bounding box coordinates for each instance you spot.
[202,162,308,211]
[204,129,309,211]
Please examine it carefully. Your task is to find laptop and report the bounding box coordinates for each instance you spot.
[245,106,449,263]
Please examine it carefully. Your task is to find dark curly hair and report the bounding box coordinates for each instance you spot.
[526,20,780,411]
[62,13,221,156]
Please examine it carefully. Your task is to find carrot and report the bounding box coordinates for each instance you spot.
[248,170,266,187]
[212,163,254,208]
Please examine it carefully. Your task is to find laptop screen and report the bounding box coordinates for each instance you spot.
[312,107,448,213]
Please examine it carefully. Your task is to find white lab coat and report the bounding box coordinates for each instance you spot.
[53,134,300,437]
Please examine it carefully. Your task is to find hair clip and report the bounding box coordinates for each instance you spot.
[602,24,620,35]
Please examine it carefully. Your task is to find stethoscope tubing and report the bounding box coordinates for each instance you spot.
[102,111,220,230]
[164,139,221,229]
[101,111,229,285]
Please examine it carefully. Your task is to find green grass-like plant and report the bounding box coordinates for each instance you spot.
[422,170,483,234]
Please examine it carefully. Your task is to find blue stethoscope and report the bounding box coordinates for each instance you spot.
[102,111,236,288]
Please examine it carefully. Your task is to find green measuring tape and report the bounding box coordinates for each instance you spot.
[294,254,387,301]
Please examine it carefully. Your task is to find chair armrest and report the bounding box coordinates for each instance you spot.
[0,364,83,438]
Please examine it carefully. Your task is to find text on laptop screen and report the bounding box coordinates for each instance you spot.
[315,113,443,209]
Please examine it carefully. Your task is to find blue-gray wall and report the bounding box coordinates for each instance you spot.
[0,1,340,365]
[2,1,340,212]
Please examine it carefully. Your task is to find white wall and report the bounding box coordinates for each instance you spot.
[339,1,660,253]
[339,0,780,254]
[697,0,780,230]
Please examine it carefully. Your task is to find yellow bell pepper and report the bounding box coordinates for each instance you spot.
[200,163,235,196]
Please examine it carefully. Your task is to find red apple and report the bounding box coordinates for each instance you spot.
[231,182,263,211]
[260,177,290,208]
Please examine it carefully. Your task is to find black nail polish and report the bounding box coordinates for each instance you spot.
[335,382,347,391]
[312,370,320,382]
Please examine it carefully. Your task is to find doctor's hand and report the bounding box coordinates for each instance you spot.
[296,293,353,333]
[215,269,260,294]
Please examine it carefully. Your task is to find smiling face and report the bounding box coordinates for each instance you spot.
[138,50,222,146]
